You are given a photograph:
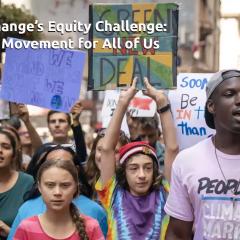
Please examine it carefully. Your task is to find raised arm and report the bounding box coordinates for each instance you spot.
[17,104,42,155]
[100,79,137,186]
[143,78,179,182]
[70,100,87,164]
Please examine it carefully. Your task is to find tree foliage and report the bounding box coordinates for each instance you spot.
[0,4,42,45]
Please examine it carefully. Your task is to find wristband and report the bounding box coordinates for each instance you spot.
[157,103,171,114]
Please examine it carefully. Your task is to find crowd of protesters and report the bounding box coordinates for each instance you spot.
[0,70,240,240]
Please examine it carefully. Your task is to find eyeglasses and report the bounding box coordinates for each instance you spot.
[48,143,76,153]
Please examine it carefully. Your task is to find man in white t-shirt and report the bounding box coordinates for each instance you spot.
[165,69,240,240]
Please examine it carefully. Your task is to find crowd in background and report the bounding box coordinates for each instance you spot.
[1,70,240,240]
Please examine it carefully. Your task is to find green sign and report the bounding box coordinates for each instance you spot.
[88,3,179,90]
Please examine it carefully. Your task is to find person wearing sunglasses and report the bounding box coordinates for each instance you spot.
[7,145,108,239]
[24,100,86,176]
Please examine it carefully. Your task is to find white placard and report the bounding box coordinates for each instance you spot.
[168,73,215,150]
[101,74,216,151]
[128,91,157,117]
[101,90,157,132]
[101,90,129,133]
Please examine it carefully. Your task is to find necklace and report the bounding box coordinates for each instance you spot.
[213,136,240,208]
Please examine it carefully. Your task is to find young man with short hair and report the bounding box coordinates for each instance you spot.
[165,69,240,240]
[47,111,71,144]
[46,100,87,164]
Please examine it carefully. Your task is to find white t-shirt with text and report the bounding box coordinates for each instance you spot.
[165,137,240,240]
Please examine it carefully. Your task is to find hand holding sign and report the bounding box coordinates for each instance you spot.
[17,103,30,123]
[143,77,169,109]
[1,38,86,113]
[0,100,10,120]
[118,77,138,104]
[70,100,84,126]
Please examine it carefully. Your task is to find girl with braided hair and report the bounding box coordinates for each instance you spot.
[8,145,107,239]
[13,159,104,240]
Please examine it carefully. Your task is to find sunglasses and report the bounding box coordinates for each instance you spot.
[47,143,76,153]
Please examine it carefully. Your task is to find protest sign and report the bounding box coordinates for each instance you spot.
[101,73,215,150]
[101,90,156,134]
[1,38,86,112]
[102,90,156,120]
[168,73,215,150]
[101,89,128,133]
[88,3,179,90]
[128,91,156,117]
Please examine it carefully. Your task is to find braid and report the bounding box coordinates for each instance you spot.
[70,203,89,240]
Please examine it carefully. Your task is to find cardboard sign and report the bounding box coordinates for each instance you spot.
[102,90,156,120]
[129,91,156,117]
[88,3,179,90]
[102,73,216,151]
[168,73,215,150]
[101,90,156,135]
[101,90,128,130]
[1,38,86,112]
